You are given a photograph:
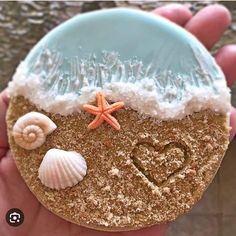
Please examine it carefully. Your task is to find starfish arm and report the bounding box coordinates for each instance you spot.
[84,92,124,130]
[83,104,100,115]
[103,113,121,130]
[105,101,125,113]
[96,92,107,111]
[88,114,104,129]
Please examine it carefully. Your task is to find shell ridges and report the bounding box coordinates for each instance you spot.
[38,148,87,190]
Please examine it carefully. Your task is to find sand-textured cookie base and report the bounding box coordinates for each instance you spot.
[7,96,229,231]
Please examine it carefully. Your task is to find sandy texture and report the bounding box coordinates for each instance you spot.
[7,96,229,231]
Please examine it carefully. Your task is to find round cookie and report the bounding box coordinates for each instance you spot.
[6,9,230,231]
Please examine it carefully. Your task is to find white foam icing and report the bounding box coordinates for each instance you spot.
[8,56,231,120]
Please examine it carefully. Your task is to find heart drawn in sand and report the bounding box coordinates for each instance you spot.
[131,142,190,186]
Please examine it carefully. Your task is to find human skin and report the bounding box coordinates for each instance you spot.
[0,4,236,236]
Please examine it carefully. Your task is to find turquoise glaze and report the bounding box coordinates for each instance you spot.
[22,8,225,100]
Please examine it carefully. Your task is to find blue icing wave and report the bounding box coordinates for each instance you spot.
[27,48,221,102]
[9,8,230,118]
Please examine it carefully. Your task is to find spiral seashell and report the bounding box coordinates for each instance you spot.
[12,112,57,150]
[38,148,87,190]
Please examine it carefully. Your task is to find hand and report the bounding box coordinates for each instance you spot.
[0,4,235,236]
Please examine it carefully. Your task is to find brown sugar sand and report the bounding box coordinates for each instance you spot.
[6,95,229,231]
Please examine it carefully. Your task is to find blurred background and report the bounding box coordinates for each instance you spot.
[0,1,235,235]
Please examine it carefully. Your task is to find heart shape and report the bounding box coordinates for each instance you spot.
[131,142,189,186]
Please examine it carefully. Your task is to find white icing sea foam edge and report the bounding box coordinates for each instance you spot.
[8,62,231,120]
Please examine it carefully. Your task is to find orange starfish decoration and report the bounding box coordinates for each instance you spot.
[83,92,124,130]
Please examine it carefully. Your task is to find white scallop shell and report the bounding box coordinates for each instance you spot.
[38,148,87,190]
[12,112,57,150]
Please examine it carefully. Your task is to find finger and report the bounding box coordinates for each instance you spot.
[0,151,41,236]
[0,89,9,149]
[215,45,236,87]
[230,107,236,141]
[185,4,231,50]
[0,148,8,159]
[152,3,192,26]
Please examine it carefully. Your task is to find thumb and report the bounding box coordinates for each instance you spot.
[0,89,10,156]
